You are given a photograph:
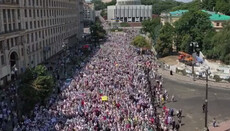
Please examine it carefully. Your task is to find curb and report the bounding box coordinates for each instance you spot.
[158,68,230,89]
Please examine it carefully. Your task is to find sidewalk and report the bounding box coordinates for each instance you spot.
[158,68,230,89]
[209,120,230,131]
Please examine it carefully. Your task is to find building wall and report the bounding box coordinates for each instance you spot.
[107,5,152,22]
[0,0,83,86]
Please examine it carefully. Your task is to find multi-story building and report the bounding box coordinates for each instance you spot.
[161,10,230,32]
[83,2,95,24]
[0,0,84,85]
[107,0,152,22]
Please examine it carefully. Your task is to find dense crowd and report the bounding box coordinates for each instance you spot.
[13,28,183,131]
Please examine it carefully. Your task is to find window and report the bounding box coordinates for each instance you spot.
[30,21,32,28]
[216,23,220,26]
[25,9,27,17]
[1,55,5,65]
[25,22,28,29]
[0,41,3,51]
[21,48,24,56]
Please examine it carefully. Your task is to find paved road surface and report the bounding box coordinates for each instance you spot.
[163,78,230,131]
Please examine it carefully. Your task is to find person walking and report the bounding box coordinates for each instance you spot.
[202,103,206,113]
[213,118,216,127]
[171,95,175,102]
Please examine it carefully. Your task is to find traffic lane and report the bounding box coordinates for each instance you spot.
[163,78,230,131]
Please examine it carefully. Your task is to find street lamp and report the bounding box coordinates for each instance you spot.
[204,66,211,131]
[190,42,199,81]
[62,42,67,78]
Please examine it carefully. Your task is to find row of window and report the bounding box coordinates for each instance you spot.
[0,0,19,4]
[23,0,76,9]
[24,9,76,18]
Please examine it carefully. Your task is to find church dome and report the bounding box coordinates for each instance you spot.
[116,0,141,5]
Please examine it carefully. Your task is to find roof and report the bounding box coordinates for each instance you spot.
[169,10,230,21]
[169,10,188,17]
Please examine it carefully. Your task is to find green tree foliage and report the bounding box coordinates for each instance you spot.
[92,0,116,10]
[175,0,230,15]
[172,0,202,11]
[155,23,174,57]
[205,22,230,64]
[90,22,106,42]
[92,0,105,10]
[174,10,212,53]
[131,35,152,49]
[19,65,54,113]
[141,18,161,44]
[215,0,230,15]
[100,9,107,19]
[141,0,183,14]
[105,0,116,6]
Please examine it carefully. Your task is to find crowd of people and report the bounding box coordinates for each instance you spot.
[13,28,183,131]
[0,84,18,130]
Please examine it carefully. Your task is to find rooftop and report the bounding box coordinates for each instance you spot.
[169,10,230,21]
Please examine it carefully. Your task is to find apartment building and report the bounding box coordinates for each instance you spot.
[0,0,84,85]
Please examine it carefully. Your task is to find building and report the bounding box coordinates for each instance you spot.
[107,0,152,22]
[0,0,84,86]
[161,10,230,32]
[83,2,95,25]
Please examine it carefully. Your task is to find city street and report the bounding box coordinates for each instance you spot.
[164,78,230,131]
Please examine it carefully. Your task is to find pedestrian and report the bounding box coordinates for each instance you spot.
[213,118,216,127]
[175,123,180,131]
[202,103,206,113]
[171,95,175,102]
[178,117,182,127]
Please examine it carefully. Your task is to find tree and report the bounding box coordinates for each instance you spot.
[206,22,230,64]
[90,22,106,43]
[174,10,212,53]
[215,0,230,15]
[92,0,105,10]
[141,18,161,44]
[141,0,183,14]
[176,0,230,15]
[155,23,174,57]
[18,65,54,114]
[172,0,202,11]
[131,35,152,49]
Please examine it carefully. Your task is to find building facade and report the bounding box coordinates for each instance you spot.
[161,10,230,32]
[83,2,95,24]
[0,0,84,86]
[107,0,152,22]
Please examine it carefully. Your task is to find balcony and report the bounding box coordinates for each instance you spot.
[0,0,19,5]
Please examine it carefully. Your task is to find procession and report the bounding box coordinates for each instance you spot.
[8,28,183,131]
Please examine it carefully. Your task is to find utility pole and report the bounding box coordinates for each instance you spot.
[205,69,209,130]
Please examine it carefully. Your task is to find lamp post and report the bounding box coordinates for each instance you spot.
[190,42,199,81]
[62,42,67,78]
[204,67,210,130]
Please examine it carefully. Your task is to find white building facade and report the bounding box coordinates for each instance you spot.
[107,0,152,22]
[0,0,84,86]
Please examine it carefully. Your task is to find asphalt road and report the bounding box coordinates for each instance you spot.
[163,78,230,131]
